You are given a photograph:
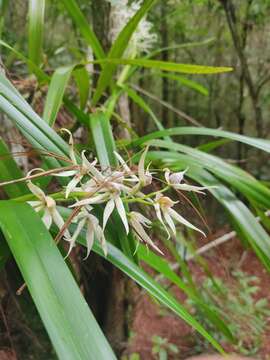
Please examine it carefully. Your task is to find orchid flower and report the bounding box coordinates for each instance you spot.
[129,211,163,254]
[27,180,71,240]
[164,168,214,194]
[68,206,107,258]
[154,194,205,238]
[70,165,132,235]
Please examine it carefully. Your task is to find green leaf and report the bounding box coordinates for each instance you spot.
[28,0,45,67]
[73,66,90,109]
[61,0,105,60]
[0,137,28,197]
[92,59,233,100]
[43,65,74,126]
[0,74,70,160]
[0,201,116,360]
[92,0,157,105]
[129,126,270,153]
[89,110,116,168]
[197,138,232,152]
[150,72,209,96]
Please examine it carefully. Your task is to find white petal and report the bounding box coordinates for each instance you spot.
[138,146,149,181]
[96,225,107,256]
[84,156,104,182]
[54,170,78,177]
[131,212,152,227]
[27,181,46,201]
[131,219,163,254]
[154,203,170,239]
[114,151,139,181]
[65,175,82,198]
[42,208,52,229]
[52,208,71,240]
[61,128,77,164]
[163,211,176,235]
[66,218,86,258]
[168,208,205,236]
[174,183,215,194]
[164,168,171,184]
[28,201,43,212]
[103,198,115,230]
[169,169,188,185]
[115,196,129,234]
[84,221,95,259]
[70,193,108,207]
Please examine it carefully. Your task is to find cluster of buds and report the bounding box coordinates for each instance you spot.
[26,129,211,258]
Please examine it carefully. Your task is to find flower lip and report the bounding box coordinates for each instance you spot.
[156,194,177,209]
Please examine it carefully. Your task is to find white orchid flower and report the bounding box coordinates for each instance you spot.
[67,206,107,258]
[129,211,163,254]
[164,168,214,194]
[27,180,71,240]
[154,194,205,238]
[70,154,137,235]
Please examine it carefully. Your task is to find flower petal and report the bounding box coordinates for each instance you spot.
[83,155,104,182]
[115,196,129,234]
[163,211,176,235]
[174,183,215,194]
[42,208,52,229]
[28,201,43,212]
[65,175,82,198]
[96,225,107,256]
[131,218,163,254]
[27,181,46,201]
[71,193,108,207]
[103,198,115,230]
[154,202,170,239]
[130,211,152,227]
[168,208,205,236]
[114,151,139,181]
[55,170,78,177]
[84,221,95,259]
[52,208,71,240]
[61,128,77,164]
[169,169,188,185]
[66,218,86,258]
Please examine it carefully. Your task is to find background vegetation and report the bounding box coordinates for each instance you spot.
[0,0,270,359]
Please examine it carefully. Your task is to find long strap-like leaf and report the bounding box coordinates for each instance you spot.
[129,126,270,153]
[0,201,116,360]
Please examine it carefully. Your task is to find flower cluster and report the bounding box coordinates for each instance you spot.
[106,0,157,55]
[26,129,211,258]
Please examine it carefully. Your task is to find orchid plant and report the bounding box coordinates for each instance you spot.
[17,129,210,259]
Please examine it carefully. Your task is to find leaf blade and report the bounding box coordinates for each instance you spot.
[0,201,116,360]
